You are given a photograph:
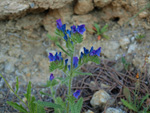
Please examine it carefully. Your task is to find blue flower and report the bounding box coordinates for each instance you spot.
[65,59,68,65]
[48,53,55,62]
[61,24,66,33]
[49,52,63,62]
[49,73,54,81]
[67,30,71,37]
[73,90,80,99]
[56,19,62,30]
[68,65,71,71]
[77,24,86,35]
[73,57,79,68]
[95,47,101,57]
[90,46,94,53]
[83,47,89,55]
[64,34,68,41]
[56,19,66,33]
[71,25,77,33]
[80,52,84,59]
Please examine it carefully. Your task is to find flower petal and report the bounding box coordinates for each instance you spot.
[48,53,55,62]
[56,19,62,30]
[73,57,79,68]
[49,73,54,81]
[73,90,80,99]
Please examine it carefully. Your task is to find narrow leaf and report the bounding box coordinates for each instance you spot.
[34,101,62,109]
[56,43,70,56]
[15,77,19,94]
[26,81,32,103]
[7,101,28,113]
[75,98,83,113]
[139,94,149,108]
[123,87,131,102]
[121,99,138,112]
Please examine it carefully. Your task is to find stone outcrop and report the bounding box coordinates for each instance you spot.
[74,0,94,14]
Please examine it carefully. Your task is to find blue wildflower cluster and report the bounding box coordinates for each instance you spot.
[48,52,63,62]
[56,19,86,42]
[80,46,101,58]
[48,19,101,101]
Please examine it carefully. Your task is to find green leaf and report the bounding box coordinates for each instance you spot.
[139,94,149,108]
[55,29,64,37]
[49,62,57,72]
[75,98,83,113]
[94,23,100,32]
[36,104,46,113]
[40,91,52,97]
[34,101,63,109]
[25,81,32,103]
[49,61,64,72]
[103,34,110,39]
[56,43,70,56]
[121,99,138,112]
[55,97,66,109]
[29,96,36,113]
[121,57,126,64]
[89,56,100,64]
[15,77,19,94]
[7,101,28,113]
[123,87,131,102]
[101,24,108,33]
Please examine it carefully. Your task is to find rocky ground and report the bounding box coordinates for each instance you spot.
[0,0,150,113]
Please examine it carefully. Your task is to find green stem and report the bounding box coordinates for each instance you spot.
[0,74,28,108]
[67,55,73,113]
[50,86,61,113]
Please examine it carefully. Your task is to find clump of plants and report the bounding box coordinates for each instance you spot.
[121,80,150,113]
[0,19,101,113]
[88,23,109,40]
[135,34,145,43]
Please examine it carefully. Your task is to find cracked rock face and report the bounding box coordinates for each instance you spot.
[0,0,29,20]
[0,0,73,20]
[74,0,94,14]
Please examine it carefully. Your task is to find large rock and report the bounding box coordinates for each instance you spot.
[33,0,73,9]
[74,0,94,14]
[105,107,126,113]
[43,3,73,36]
[94,0,112,8]
[0,0,29,20]
[90,90,111,108]
[0,0,73,20]
[119,36,130,50]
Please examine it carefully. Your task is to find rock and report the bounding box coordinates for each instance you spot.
[33,0,73,9]
[105,107,126,113]
[127,43,137,54]
[72,14,97,28]
[4,62,15,74]
[0,0,29,20]
[119,37,130,50]
[85,110,94,113]
[74,0,94,15]
[102,41,120,59]
[90,90,111,108]
[0,94,3,99]
[139,11,149,19]
[94,0,112,8]
[43,3,73,36]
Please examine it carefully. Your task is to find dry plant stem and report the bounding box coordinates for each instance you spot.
[0,74,29,109]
